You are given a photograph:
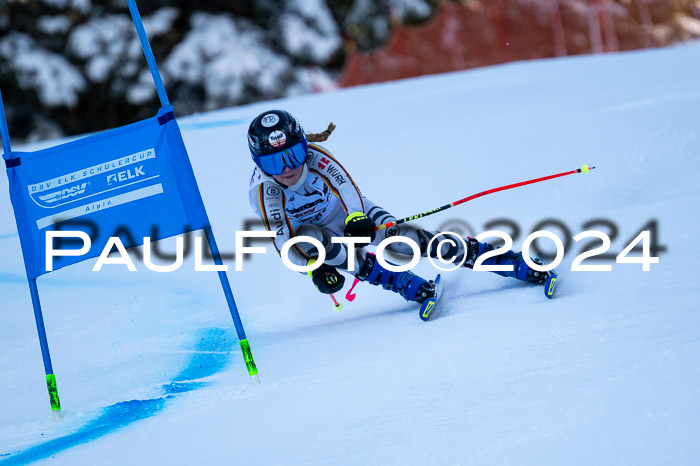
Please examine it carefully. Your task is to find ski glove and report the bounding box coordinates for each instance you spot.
[344,212,376,246]
[307,258,345,294]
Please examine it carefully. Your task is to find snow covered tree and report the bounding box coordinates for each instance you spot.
[0,0,697,141]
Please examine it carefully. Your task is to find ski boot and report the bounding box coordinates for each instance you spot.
[356,253,437,303]
[465,238,554,286]
[503,252,558,298]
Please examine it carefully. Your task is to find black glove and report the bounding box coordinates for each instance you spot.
[307,259,345,294]
[344,212,376,245]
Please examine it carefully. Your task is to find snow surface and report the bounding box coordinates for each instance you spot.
[1,42,700,464]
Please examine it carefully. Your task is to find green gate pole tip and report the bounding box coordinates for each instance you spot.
[46,374,63,420]
[239,339,260,384]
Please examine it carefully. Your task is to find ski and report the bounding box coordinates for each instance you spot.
[419,274,443,321]
[544,270,558,299]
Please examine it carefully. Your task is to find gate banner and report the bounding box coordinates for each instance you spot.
[3,106,209,279]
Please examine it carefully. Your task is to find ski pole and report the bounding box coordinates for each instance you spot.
[376,164,595,231]
[330,293,343,310]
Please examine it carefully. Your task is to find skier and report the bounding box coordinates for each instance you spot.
[247,110,552,306]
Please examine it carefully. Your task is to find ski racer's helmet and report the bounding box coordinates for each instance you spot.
[248,110,308,176]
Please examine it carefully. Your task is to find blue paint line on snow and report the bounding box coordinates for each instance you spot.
[0,398,171,465]
[178,118,248,130]
[172,328,233,382]
[0,328,234,465]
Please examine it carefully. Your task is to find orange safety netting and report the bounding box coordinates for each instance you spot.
[338,0,670,88]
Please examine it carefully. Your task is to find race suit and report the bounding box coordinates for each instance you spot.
[248,144,471,274]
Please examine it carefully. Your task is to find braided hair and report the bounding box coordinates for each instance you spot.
[306,122,336,143]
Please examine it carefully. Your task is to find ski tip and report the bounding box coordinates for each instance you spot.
[419,274,442,321]
[419,297,437,321]
[545,272,558,299]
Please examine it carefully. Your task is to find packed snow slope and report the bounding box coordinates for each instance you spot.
[1,42,699,465]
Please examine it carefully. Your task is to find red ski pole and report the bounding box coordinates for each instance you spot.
[376,164,595,231]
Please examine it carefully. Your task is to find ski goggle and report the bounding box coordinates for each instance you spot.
[251,140,308,176]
